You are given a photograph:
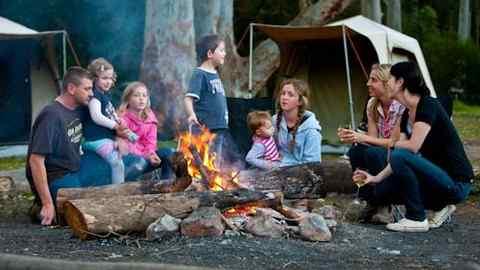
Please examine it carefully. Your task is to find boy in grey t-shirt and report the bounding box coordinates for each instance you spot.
[184,35,243,169]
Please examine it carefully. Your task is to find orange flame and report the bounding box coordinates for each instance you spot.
[177,126,256,214]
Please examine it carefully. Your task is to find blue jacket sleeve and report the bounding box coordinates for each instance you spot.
[301,129,322,163]
[245,142,273,170]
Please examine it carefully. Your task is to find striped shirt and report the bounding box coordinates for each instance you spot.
[253,136,280,161]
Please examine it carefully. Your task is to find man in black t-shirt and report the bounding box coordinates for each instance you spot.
[26,67,94,225]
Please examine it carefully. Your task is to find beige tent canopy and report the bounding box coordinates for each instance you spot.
[0,16,66,144]
[248,15,436,143]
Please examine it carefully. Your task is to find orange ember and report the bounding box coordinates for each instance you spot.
[177,126,256,214]
[177,126,237,191]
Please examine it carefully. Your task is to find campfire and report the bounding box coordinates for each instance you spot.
[176,126,256,217]
[58,126,348,242]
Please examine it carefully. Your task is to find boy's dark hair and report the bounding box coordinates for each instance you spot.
[62,66,92,92]
[196,34,222,64]
[247,111,272,133]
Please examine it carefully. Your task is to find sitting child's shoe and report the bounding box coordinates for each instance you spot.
[386,218,429,232]
[429,205,456,229]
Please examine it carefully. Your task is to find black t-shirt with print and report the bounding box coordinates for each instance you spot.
[26,101,84,189]
[400,96,473,182]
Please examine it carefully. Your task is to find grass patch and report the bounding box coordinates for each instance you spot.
[453,100,480,142]
[0,156,25,171]
[157,140,177,149]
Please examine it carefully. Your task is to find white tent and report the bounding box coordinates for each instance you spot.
[248,15,436,142]
[328,15,435,95]
[0,17,66,144]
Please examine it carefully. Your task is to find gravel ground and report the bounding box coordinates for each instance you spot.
[1,141,479,270]
[0,197,479,270]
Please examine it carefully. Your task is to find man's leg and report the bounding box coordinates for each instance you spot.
[48,173,81,203]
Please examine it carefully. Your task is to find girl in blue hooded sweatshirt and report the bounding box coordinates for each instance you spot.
[273,78,322,166]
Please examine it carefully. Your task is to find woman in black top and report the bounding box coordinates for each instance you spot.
[354,62,474,232]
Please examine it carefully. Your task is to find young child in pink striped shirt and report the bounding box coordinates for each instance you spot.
[245,111,281,170]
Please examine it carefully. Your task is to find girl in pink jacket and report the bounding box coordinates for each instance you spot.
[119,82,173,179]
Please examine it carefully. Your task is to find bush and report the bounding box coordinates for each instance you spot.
[404,5,480,104]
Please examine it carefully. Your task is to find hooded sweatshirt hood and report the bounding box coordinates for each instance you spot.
[273,110,322,166]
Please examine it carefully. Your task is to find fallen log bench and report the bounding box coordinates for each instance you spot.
[64,188,283,240]
[56,175,192,218]
[239,160,355,198]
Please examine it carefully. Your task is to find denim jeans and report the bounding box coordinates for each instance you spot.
[367,149,471,221]
[348,144,389,200]
[48,151,145,201]
[211,128,244,170]
[348,144,388,173]
[142,147,175,180]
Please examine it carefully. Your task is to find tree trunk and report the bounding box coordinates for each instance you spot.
[141,0,352,137]
[299,0,313,14]
[385,0,402,31]
[459,0,472,41]
[140,0,196,138]
[56,176,192,218]
[361,0,382,23]
[475,0,480,45]
[239,160,355,199]
[64,189,282,240]
[193,0,247,98]
[244,0,354,97]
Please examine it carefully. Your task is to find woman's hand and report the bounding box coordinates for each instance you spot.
[338,128,365,144]
[148,152,162,166]
[353,169,382,185]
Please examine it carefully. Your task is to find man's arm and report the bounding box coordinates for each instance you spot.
[29,153,55,225]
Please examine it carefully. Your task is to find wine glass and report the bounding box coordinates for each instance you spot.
[338,123,352,159]
[352,169,367,205]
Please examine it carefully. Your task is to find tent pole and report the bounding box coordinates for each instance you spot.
[342,26,356,130]
[62,31,67,76]
[248,23,253,97]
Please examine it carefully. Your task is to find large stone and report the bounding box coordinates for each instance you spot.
[313,205,339,220]
[180,207,224,237]
[299,213,332,242]
[0,176,14,193]
[146,214,182,241]
[244,210,285,238]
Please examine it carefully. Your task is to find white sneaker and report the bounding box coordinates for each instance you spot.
[386,218,429,232]
[429,205,456,229]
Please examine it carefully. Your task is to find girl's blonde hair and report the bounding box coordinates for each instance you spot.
[87,57,117,84]
[275,78,310,150]
[118,81,152,120]
[367,63,392,123]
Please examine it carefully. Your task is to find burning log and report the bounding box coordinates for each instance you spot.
[64,188,283,240]
[188,144,212,189]
[239,160,355,199]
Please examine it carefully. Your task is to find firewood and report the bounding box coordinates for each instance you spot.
[56,176,192,218]
[56,152,192,218]
[239,160,355,199]
[64,189,282,240]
